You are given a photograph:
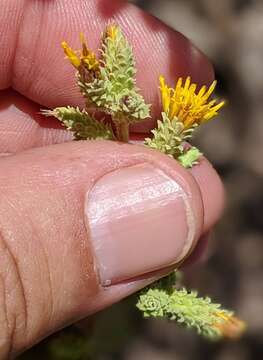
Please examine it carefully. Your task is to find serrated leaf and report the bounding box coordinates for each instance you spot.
[42,106,115,141]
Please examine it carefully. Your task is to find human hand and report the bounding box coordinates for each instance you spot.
[0,0,224,357]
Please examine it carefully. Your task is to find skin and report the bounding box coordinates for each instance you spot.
[0,0,224,357]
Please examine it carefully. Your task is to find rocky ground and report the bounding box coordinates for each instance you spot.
[21,1,263,359]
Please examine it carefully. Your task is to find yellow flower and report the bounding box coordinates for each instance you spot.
[79,33,99,71]
[159,75,225,129]
[61,34,99,72]
[211,312,246,339]
[106,24,118,40]
[61,41,81,68]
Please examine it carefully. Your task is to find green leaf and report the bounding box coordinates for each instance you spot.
[145,113,185,158]
[136,272,243,340]
[42,106,115,141]
[78,25,150,123]
[178,147,202,168]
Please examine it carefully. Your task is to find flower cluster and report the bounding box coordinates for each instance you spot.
[62,32,99,75]
[160,75,224,128]
[145,76,225,166]
[56,25,150,142]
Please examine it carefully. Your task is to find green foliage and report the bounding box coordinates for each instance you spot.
[137,272,239,340]
[144,113,201,168]
[78,25,150,123]
[42,106,114,141]
[145,114,184,158]
[178,147,203,168]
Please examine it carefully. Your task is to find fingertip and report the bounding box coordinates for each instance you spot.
[189,156,225,233]
[5,0,214,120]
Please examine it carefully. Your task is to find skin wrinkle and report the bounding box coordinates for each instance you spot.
[3,0,213,110]
[31,224,54,330]
[12,1,45,94]
[71,202,95,286]
[0,228,27,358]
[0,108,37,151]
[0,90,74,153]
[0,188,59,354]
[0,0,23,88]
[8,0,26,89]
[0,274,11,358]
[0,145,103,348]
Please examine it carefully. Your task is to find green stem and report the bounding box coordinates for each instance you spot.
[115,121,129,142]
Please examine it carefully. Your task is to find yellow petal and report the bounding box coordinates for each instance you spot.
[175,77,183,94]
[159,76,171,113]
[158,76,224,129]
[80,32,89,56]
[78,33,99,71]
[197,85,207,98]
[82,54,99,71]
[159,75,166,89]
[203,80,217,101]
[106,24,118,40]
[183,76,191,93]
[212,312,246,339]
[61,41,81,68]
[203,101,225,121]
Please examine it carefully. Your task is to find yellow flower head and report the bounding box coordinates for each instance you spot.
[79,33,99,71]
[211,312,246,339]
[159,75,225,129]
[61,41,81,68]
[106,24,118,40]
[61,34,99,72]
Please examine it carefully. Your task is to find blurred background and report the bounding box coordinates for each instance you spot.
[21,0,263,359]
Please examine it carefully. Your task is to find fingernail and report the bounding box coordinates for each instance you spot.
[85,163,197,286]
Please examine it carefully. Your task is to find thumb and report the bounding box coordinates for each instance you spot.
[0,140,222,356]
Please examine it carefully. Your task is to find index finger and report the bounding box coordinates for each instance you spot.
[0,0,214,132]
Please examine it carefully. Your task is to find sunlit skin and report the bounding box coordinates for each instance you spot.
[0,0,226,356]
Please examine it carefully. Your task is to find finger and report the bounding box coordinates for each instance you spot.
[0,139,223,356]
[1,0,214,132]
[189,156,225,233]
[0,90,224,232]
[182,232,211,268]
[0,89,72,154]
[0,89,224,234]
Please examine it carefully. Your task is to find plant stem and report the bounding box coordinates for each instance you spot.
[115,121,129,142]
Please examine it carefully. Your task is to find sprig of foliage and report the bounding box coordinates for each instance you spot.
[81,26,150,122]
[42,106,114,140]
[57,26,150,142]
[137,272,245,340]
[42,24,245,340]
[178,147,202,168]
